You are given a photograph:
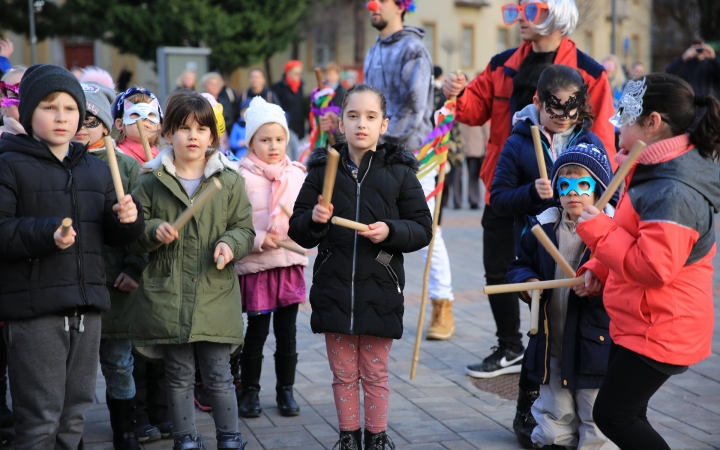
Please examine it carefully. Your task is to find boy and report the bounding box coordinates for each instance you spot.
[507,143,617,450]
[0,64,144,449]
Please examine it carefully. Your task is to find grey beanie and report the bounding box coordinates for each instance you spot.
[81,83,116,131]
[18,64,86,134]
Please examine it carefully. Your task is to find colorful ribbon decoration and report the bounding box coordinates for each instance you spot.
[414,99,456,200]
[302,86,341,163]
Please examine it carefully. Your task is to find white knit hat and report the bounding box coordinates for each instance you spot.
[244,96,290,145]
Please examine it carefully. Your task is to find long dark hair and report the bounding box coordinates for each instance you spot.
[537,64,594,129]
[162,90,220,155]
[636,73,720,161]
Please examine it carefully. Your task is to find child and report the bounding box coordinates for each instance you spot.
[234,96,308,418]
[112,86,163,163]
[577,74,720,449]
[483,64,608,445]
[72,78,150,449]
[129,89,255,450]
[0,65,26,136]
[229,97,252,159]
[507,143,616,450]
[0,64,143,449]
[288,84,432,449]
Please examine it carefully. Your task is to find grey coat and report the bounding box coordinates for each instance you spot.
[364,26,434,150]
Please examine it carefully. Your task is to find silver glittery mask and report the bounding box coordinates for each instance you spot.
[609,77,647,128]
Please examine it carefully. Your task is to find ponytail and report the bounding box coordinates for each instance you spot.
[690,95,720,162]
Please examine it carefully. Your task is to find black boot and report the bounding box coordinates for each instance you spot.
[172,434,202,450]
[363,429,395,450]
[513,389,539,448]
[230,354,242,404]
[217,431,248,449]
[0,375,13,428]
[106,395,140,450]
[275,353,300,417]
[238,355,262,418]
[332,429,362,450]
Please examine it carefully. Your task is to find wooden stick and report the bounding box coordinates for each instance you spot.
[61,218,73,237]
[484,277,584,295]
[530,290,541,335]
[531,125,548,180]
[595,140,646,211]
[279,204,293,218]
[531,225,576,278]
[315,67,336,146]
[103,136,125,199]
[321,148,340,208]
[135,121,153,162]
[330,216,369,232]
[216,255,226,270]
[171,178,222,230]
[273,239,308,256]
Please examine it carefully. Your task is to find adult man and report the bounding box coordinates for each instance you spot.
[365,0,456,340]
[666,38,720,98]
[444,0,616,446]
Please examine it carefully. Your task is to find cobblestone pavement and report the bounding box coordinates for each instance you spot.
[11,206,720,449]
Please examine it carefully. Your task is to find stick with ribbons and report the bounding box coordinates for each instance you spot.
[300,69,340,164]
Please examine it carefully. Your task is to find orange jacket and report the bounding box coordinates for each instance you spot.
[578,135,719,366]
[456,38,617,205]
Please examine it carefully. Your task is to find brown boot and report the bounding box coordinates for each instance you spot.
[426,299,455,340]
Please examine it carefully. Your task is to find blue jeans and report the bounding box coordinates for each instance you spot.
[99,338,135,400]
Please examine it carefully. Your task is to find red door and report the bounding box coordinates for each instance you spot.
[64,43,94,70]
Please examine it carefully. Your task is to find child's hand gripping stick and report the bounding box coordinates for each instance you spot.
[172,178,222,230]
[135,121,153,162]
[331,217,370,232]
[103,136,125,199]
[61,218,73,237]
[530,290,541,335]
[484,277,584,295]
[531,125,548,180]
[594,140,647,211]
[272,239,308,256]
[531,225,577,279]
[315,68,336,146]
[216,255,226,270]
[321,148,340,208]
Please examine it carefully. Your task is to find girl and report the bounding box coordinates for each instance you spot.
[288,84,432,450]
[235,97,308,419]
[0,65,26,136]
[129,90,255,450]
[112,87,163,164]
[576,73,720,449]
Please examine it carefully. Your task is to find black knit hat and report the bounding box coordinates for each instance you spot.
[18,64,86,135]
[551,143,613,202]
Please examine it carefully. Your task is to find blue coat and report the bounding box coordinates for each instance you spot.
[490,117,606,251]
[507,207,611,390]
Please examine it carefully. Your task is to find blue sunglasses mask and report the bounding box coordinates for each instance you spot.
[557,176,597,197]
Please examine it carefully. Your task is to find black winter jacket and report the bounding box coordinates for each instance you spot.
[271,78,305,138]
[288,143,432,339]
[0,133,145,320]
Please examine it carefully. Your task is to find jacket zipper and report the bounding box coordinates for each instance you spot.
[385,265,401,294]
[68,168,88,305]
[349,155,373,334]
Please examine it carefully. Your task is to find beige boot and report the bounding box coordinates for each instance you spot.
[426,299,455,340]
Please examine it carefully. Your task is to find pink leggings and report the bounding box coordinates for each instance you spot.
[325,333,393,432]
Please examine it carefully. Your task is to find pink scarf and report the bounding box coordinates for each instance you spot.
[615,134,692,166]
[118,138,158,164]
[247,152,292,238]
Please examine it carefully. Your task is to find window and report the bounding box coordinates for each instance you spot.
[461,25,474,68]
[631,35,641,64]
[423,22,437,62]
[584,31,594,57]
[313,25,337,68]
[497,28,509,54]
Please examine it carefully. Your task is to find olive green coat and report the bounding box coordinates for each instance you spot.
[92,148,149,339]
[129,149,255,352]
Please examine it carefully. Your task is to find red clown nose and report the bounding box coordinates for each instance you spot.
[367,1,379,11]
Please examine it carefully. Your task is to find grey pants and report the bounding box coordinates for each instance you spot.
[5,312,101,450]
[163,342,238,437]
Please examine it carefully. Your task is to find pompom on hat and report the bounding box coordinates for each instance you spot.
[244,96,290,146]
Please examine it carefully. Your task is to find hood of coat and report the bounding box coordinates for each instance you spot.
[139,147,239,179]
[306,142,420,172]
[0,131,88,167]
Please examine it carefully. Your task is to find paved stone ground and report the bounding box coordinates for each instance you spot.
[9,206,720,449]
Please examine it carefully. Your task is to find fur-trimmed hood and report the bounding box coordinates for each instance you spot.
[139,147,239,178]
[305,143,420,173]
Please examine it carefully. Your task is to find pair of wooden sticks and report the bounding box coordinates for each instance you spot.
[485,128,647,334]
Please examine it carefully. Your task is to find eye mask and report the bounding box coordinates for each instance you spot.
[557,176,596,197]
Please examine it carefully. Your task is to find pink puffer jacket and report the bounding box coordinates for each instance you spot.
[235,156,309,275]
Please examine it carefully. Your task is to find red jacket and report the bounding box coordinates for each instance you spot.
[456,38,617,205]
[578,135,719,366]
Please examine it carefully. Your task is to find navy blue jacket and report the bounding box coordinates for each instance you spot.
[507,207,611,390]
[490,117,605,251]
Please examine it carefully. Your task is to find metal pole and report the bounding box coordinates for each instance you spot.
[610,0,617,55]
[28,0,37,64]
